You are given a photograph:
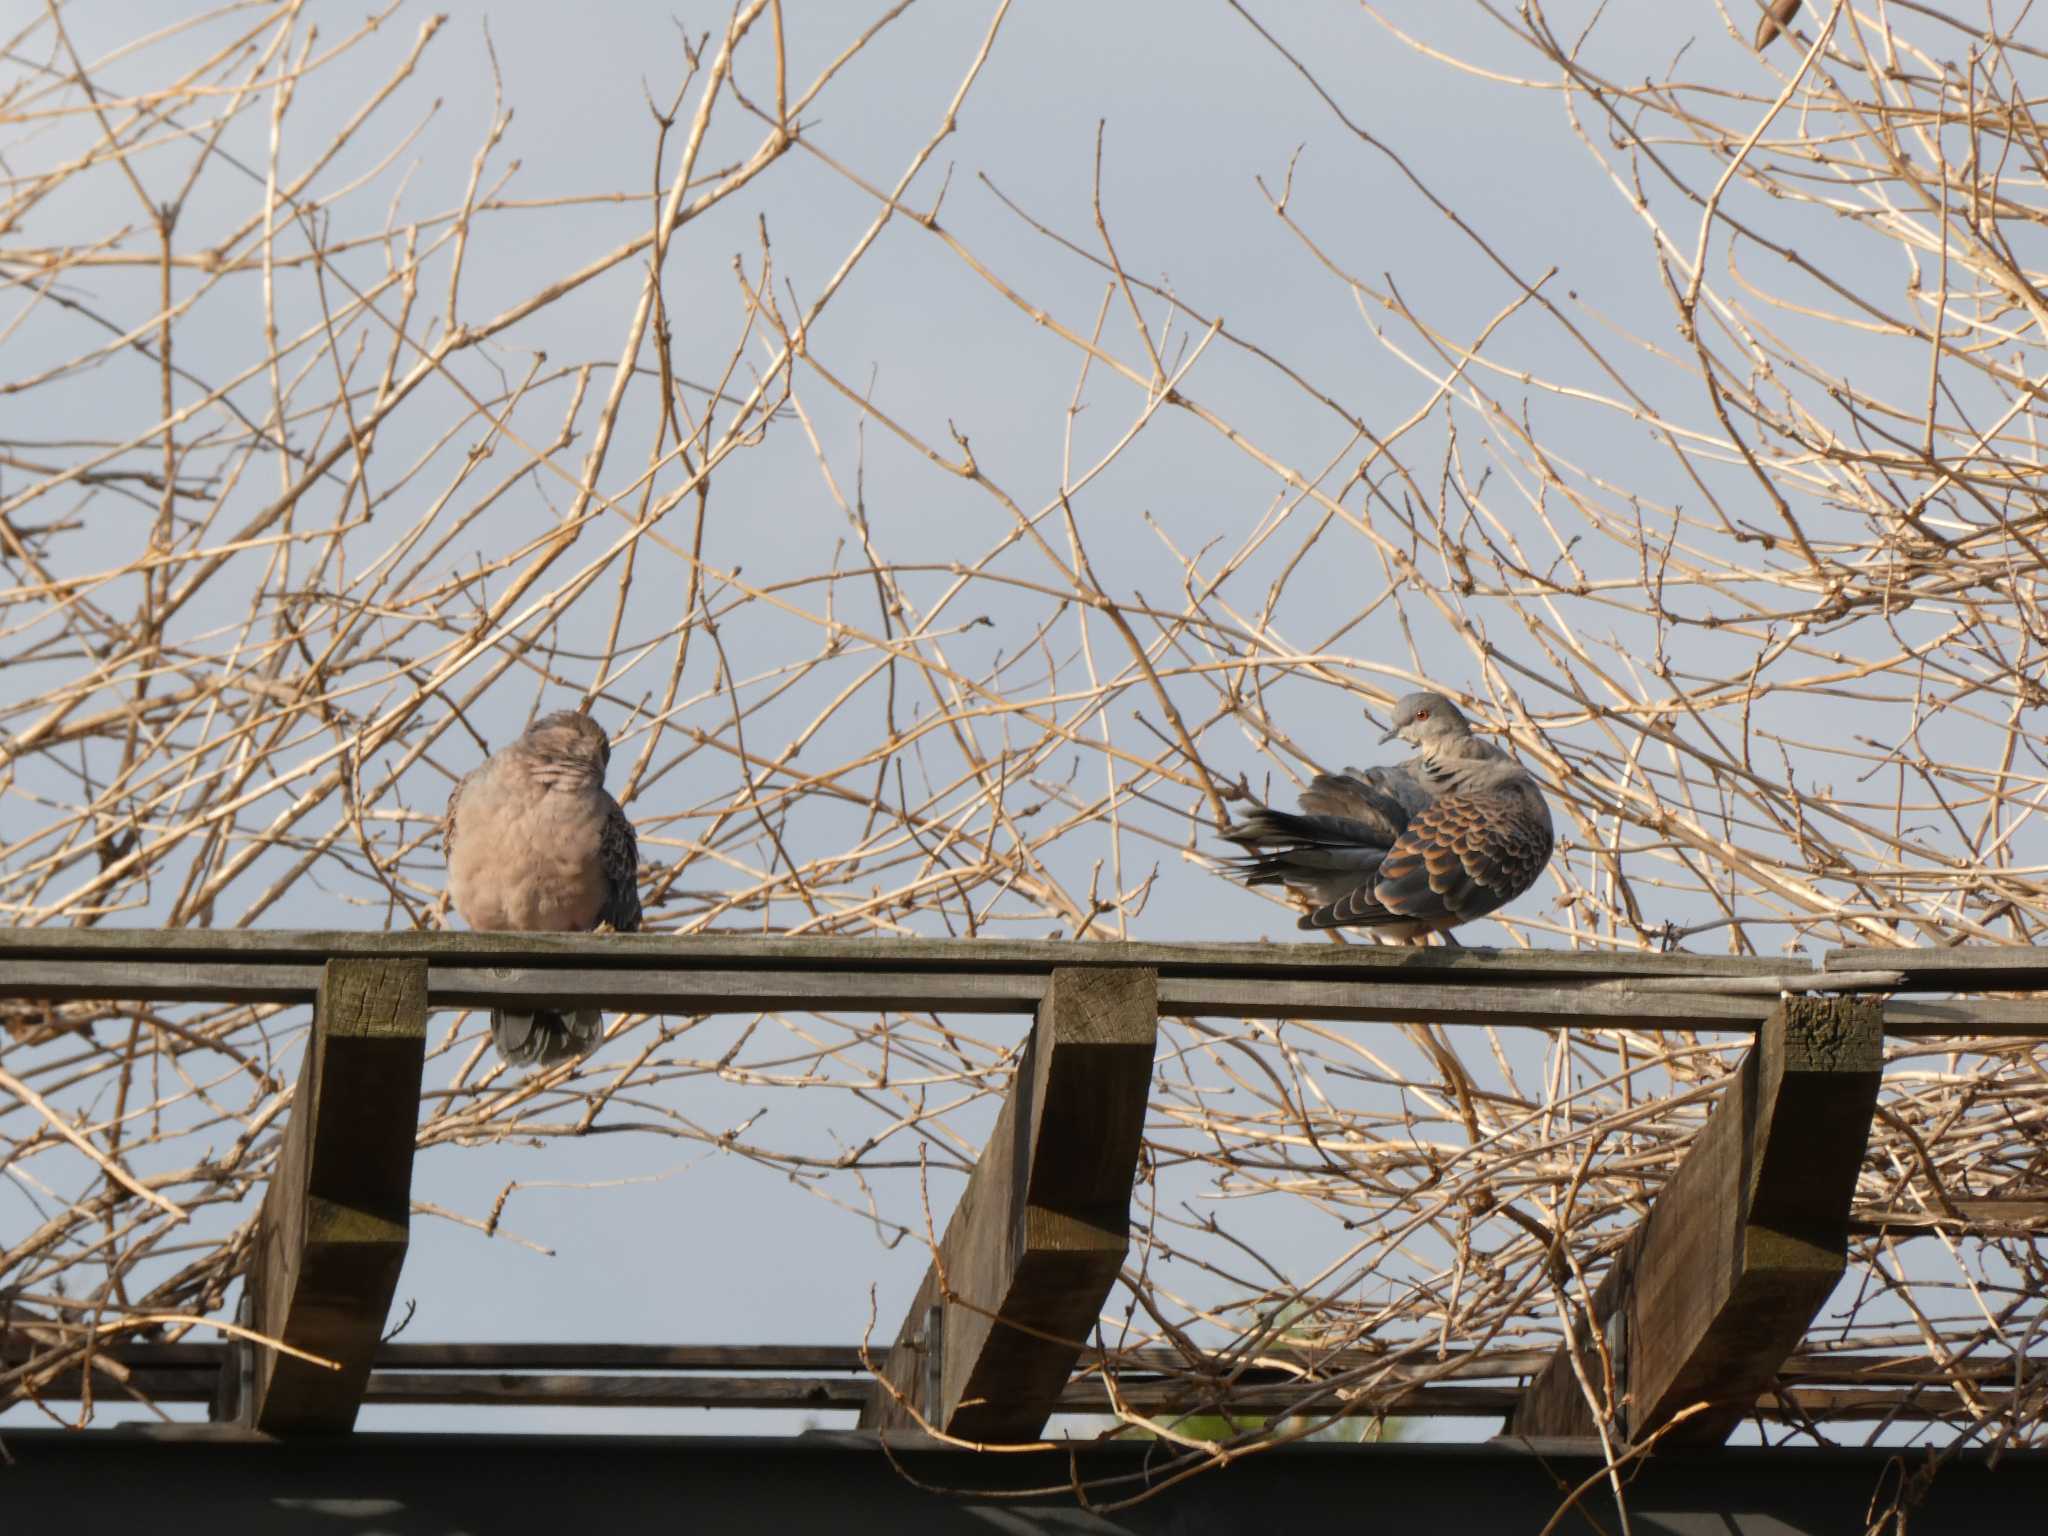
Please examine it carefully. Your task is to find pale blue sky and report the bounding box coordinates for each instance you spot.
[3,0,2034,1447]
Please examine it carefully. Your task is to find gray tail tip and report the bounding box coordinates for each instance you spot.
[491,1008,604,1067]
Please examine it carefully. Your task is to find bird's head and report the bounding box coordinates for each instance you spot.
[522,710,614,783]
[1377,690,1471,748]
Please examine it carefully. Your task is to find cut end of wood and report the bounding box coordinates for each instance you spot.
[1772,996,1883,1074]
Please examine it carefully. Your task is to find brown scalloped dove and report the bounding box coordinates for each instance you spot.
[444,711,642,1065]
[1222,690,1553,942]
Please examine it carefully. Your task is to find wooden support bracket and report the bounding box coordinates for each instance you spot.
[1511,995,1882,1446]
[224,958,427,1434]
[860,965,1158,1442]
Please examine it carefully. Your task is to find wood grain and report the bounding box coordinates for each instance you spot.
[860,966,1158,1442]
[1827,944,2048,992]
[1512,996,1883,1445]
[0,926,1803,978]
[235,958,427,1434]
[0,932,2034,1037]
[28,1356,2020,1427]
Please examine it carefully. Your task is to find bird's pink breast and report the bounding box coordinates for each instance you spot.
[448,762,610,933]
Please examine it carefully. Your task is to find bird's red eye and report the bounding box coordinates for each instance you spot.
[1415,708,1430,720]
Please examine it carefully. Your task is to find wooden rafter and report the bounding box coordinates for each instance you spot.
[226,958,428,1434]
[1511,996,1884,1445]
[860,965,1158,1442]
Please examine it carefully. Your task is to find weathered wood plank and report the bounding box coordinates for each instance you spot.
[353,1373,1521,1418]
[1511,996,1883,1446]
[0,932,2036,1036]
[28,1368,2015,1427]
[232,958,426,1434]
[860,966,1158,1442]
[0,958,327,1003]
[1882,998,2048,1035]
[23,1369,867,1412]
[384,1341,873,1371]
[372,1373,870,1410]
[1827,945,2048,991]
[317,1377,2048,1423]
[428,969,1796,1030]
[25,1318,2030,1429]
[16,1336,2029,1391]
[25,1365,1519,1417]
[6,1340,874,1374]
[1850,1197,2048,1237]
[1153,976,1778,1028]
[0,959,1782,1029]
[0,926,1801,980]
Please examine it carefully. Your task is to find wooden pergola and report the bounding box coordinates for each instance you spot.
[3,929,2045,1527]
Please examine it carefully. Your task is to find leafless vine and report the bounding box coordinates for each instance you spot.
[2,3,2045,1525]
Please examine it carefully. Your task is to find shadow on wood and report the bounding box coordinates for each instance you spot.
[1512,995,1882,1446]
[224,958,427,1434]
[860,966,1158,1442]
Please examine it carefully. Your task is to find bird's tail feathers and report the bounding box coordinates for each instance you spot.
[1224,846,1387,889]
[1221,808,1389,905]
[1222,809,1392,882]
[491,1007,604,1067]
[1222,806,1388,849]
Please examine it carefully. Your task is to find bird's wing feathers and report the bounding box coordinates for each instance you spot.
[598,795,642,933]
[442,767,477,855]
[1353,785,1552,929]
[1296,772,1411,840]
[1336,762,1434,819]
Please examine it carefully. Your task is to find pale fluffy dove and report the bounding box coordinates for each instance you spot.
[1222,690,1553,942]
[444,711,642,1064]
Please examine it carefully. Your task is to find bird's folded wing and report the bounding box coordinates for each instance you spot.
[1297,772,1413,839]
[1366,788,1552,926]
[442,767,477,852]
[599,798,643,933]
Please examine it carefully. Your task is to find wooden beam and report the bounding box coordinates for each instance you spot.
[20,1429,2047,1536]
[0,927,1804,982]
[0,956,1794,1030]
[1826,944,2048,992]
[3,930,2035,1035]
[1881,997,2048,1036]
[434,970,1814,1032]
[1511,996,1883,1446]
[230,958,427,1434]
[4,952,2035,1035]
[29,1364,2037,1428]
[16,1337,2035,1394]
[859,966,1158,1442]
[1850,1196,2048,1238]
